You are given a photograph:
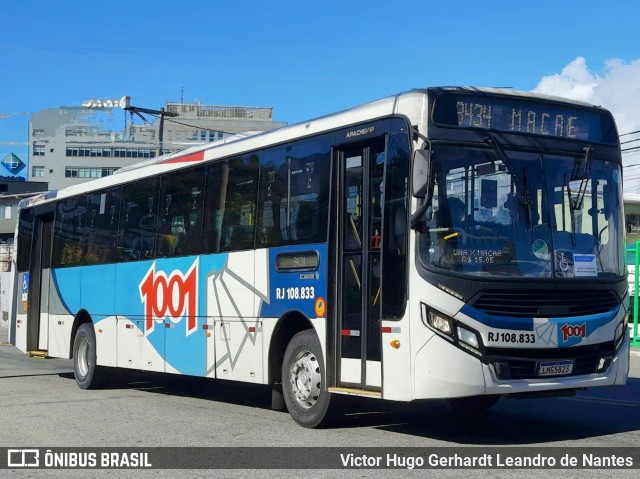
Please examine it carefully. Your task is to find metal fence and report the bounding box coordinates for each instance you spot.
[626,241,640,347]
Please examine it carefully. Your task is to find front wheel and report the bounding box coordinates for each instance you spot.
[73,323,109,389]
[282,330,341,428]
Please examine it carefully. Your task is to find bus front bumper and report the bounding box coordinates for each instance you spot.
[413,334,630,400]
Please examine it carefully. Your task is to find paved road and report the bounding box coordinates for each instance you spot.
[1,319,640,479]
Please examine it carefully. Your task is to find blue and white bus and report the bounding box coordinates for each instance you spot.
[10,87,629,427]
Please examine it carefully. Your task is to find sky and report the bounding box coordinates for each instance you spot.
[2,1,640,187]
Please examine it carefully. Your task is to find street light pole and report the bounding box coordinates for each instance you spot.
[121,96,178,156]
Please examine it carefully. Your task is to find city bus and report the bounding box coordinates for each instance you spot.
[10,87,629,428]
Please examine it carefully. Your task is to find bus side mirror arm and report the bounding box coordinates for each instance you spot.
[409,202,430,232]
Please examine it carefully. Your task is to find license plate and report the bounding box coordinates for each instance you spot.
[538,360,574,377]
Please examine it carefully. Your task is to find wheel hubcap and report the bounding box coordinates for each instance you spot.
[289,350,321,409]
[77,337,90,378]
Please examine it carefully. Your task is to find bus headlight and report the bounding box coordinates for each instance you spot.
[421,303,484,357]
[421,303,453,338]
[457,325,481,354]
[614,314,628,351]
[427,312,454,336]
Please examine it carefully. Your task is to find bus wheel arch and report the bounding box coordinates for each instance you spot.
[268,311,313,388]
[69,309,92,360]
[70,310,109,389]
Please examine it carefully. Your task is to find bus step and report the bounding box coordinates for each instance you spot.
[328,387,382,398]
[28,350,49,358]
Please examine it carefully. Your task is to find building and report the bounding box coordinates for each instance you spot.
[0,180,48,242]
[28,99,287,191]
[625,193,640,245]
[0,180,49,324]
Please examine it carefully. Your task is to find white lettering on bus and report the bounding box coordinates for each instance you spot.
[346,126,374,138]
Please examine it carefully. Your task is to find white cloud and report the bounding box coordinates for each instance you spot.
[533,57,640,191]
[533,57,640,136]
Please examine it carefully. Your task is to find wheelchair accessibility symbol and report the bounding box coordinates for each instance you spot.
[554,251,574,277]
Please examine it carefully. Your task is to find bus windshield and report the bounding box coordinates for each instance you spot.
[418,144,624,278]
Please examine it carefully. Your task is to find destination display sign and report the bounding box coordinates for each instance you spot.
[432,93,617,144]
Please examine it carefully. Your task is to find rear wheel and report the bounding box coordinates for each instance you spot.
[73,323,109,389]
[282,330,341,428]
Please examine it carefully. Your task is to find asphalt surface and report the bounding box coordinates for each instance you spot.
[1,318,640,479]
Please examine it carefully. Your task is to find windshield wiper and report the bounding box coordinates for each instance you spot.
[571,145,594,211]
[565,175,577,247]
[565,146,594,248]
[483,136,533,230]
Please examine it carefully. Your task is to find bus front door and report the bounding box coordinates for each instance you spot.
[26,214,53,353]
[337,139,385,391]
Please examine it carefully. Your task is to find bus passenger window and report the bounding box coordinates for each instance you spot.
[158,166,206,257]
[118,178,159,261]
[258,138,331,248]
[52,196,87,268]
[84,188,121,265]
[215,155,258,253]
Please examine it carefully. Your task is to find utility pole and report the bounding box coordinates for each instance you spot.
[121,96,178,156]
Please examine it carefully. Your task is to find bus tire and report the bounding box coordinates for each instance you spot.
[446,395,500,412]
[282,330,341,428]
[73,323,109,389]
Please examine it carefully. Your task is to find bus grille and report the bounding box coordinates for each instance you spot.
[485,343,614,380]
[470,290,619,318]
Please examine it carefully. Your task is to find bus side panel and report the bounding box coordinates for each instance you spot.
[212,250,264,383]
[46,264,118,363]
[91,316,118,368]
[113,258,210,375]
[82,264,117,367]
[47,267,82,358]
[259,244,329,384]
[377,235,415,401]
[379,315,411,400]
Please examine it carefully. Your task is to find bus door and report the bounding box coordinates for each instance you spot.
[336,138,386,390]
[26,213,53,353]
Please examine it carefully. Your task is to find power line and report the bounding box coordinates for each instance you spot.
[620,129,640,137]
[134,110,236,137]
[163,116,236,137]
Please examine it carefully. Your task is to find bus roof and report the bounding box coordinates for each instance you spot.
[19,86,611,210]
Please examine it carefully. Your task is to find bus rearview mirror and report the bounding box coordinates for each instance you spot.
[412,149,430,199]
